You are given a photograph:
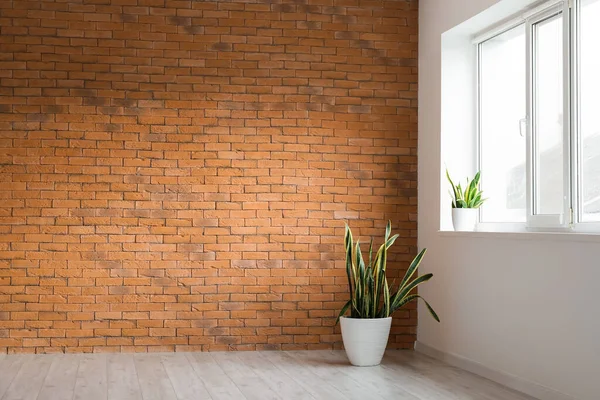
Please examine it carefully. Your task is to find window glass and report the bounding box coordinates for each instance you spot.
[580,0,600,222]
[479,25,527,222]
[533,13,565,216]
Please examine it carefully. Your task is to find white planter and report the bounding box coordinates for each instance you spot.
[340,316,392,367]
[452,208,478,232]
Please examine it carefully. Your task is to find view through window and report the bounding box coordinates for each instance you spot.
[580,0,600,222]
[479,25,527,223]
[476,0,600,228]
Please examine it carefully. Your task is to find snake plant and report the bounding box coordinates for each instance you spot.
[446,169,486,208]
[336,221,440,322]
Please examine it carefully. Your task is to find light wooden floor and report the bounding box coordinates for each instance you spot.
[0,350,536,400]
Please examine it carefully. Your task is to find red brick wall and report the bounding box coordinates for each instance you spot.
[0,0,418,353]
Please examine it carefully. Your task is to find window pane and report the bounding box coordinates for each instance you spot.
[480,25,527,222]
[533,13,564,216]
[580,0,600,222]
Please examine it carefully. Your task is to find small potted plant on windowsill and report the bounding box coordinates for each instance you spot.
[446,169,486,232]
[337,221,439,367]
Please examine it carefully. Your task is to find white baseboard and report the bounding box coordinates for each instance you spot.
[414,341,575,400]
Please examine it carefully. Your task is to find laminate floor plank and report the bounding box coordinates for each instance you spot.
[0,355,27,399]
[0,350,538,400]
[160,353,212,400]
[258,351,349,400]
[134,354,177,400]
[73,353,108,400]
[306,350,422,400]
[386,351,495,399]
[1,354,53,400]
[37,354,80,400]
[387,351,536,400]
[186,352,247,400]
[287,350,400,400]
[236,351,315,400]
[211,352,281,400]
[107,353,142,400]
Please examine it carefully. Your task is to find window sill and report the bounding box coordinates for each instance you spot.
[438,229,600,243]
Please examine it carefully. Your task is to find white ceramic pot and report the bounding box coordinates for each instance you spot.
[452,208,478,232]
[340,316,392,367]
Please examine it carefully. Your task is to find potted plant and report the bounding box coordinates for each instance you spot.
[446,169,486,232]
[337,221,439,367]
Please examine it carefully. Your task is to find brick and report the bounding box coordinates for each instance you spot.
[0,0,418,354]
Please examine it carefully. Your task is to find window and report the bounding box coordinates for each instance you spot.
[531,11,564,216]
[476,0,600,231]
[579,0,600,223]
[479,25,527,223]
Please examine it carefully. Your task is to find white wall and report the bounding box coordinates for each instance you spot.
[418,1,600,399]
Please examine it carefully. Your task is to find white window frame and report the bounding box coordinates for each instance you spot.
[570,0,600,232]
[473,0,600,233]
[526,2,570,229]
[475,25,528,230]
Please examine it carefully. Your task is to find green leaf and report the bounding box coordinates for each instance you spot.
[382,277,390,318]
[446,168,459,208]
[472,171,481,187]
[472,198,487,208]
[385,220,391,242]
[384,233,399,251]
[336,300,352,324]
[338,224,438,323]
[392,273,433,310]
[354,272,362,317]
[422,297,440,322]
[356,240,365,284]
[389,294,440,323]
[397,248,426,293]
[368,238,373,270]
[390,293,419,313]
[467,183,477,206]
[368,270,375,318]
[344,223,354,306]
[447,169,486,209]
[374,240,387,316]
[464,177,472,204]
[356,239,366,316]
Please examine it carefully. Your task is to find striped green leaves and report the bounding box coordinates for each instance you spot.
[336,221,440,323]
[446,169,487,209]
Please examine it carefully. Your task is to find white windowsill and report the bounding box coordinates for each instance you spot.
[438,228,600,243]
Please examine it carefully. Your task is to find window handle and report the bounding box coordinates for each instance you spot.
[519,118,528,137]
